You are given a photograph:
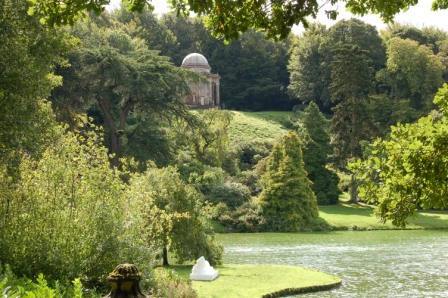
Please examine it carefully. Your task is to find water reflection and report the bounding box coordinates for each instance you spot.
[218,230,448,297]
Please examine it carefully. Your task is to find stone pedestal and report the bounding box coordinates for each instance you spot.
[190,256,219,281]
[103,263,147,298]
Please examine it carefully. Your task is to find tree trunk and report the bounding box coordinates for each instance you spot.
[96,95,135,168]
[348,101,358,204]
[348,174,358,204]
[162,246,169,266]
[96,96,121,166]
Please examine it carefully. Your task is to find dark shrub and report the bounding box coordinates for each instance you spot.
[205,181,251,209]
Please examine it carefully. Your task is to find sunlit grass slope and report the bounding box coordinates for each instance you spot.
[172,264,341,298]
[225,111,448,230]
[319,202,448,230]
[227,111,291,143]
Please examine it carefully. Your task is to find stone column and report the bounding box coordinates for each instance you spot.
[216,80,220,108]
[208,78,213,107]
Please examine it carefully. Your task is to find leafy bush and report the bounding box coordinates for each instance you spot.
[218,201,266,232]
[205,181,251,209]
[149,269,198,298]
[0,264,87,298]
[176,158,225,193]
[310,167,341,205]
[232,139,272,171]
[337,170,352,193]
[235,170,262,196]
[0,126,154,287]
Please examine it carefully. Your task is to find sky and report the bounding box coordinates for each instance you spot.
[108,0,448,34]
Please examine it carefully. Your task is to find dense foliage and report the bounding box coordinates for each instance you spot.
[28,0,448,40]
[0,265,84,298]
[0,0,75,169]
[297,102,340,204]
[0,124,154,286]
[350,84,448,227]
[129,166,223,266]
[53,15,193,167]
[260,131,318,231]
[288,19,447,203]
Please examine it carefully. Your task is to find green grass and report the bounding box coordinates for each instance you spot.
[171,264,341,298]
[228,111,290,143]
[319,203,448,230]
[243,111,293,124]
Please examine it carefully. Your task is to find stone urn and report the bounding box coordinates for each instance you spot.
[103,263,148,298]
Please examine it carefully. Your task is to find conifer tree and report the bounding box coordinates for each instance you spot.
[298,102,341,204]
[259,131,318,231]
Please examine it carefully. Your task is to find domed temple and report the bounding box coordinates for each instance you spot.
[181,53,220,109]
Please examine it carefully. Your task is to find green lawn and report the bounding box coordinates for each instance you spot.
[171,264,341,298]
[319,203,448,230]
[228,111,290,143]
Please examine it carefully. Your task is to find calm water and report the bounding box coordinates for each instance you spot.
[217,231,448,297]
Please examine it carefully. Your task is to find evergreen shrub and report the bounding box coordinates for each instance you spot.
[205,181,251,209]
[260,131,319,231]
[218,201,266,232]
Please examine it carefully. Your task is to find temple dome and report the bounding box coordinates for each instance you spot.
[181,53,211,72]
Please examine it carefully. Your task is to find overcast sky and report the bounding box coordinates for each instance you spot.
[108,0,448,34]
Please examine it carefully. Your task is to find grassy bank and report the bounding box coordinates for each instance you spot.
[227,111,290,143]
[319,202,448,230]
[171,264,341,298]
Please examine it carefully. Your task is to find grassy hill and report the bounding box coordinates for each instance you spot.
[227,111,291,144]
[225,110,448,230]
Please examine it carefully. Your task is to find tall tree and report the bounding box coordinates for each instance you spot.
[325,19,386,72]
[259,131,318,231]
[350,84,448,227]
[129,166,223,266]
[0,0,74,168]
[224,30,292,110]
[111,5,178,54]
[288,23,330,112]
[330,44,374,203]
[53,17,192,166]
[173,110,234,171]
[382,23,448,54]
[160,14,219,66]
[378,37,444,115]
[297,102,341,204]
[289,19,385,113]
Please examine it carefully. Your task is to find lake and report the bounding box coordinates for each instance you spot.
[217,230,448,297]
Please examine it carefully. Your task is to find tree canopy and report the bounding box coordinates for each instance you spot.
[53,16,193,166]
[29,0,448,39]
[0,0,75,168]
[350,84,448,227]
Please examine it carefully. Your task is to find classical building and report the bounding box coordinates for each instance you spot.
[181,53,220,109]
